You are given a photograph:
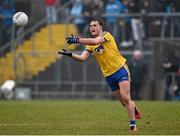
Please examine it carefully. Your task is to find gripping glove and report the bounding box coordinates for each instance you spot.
[58,49,72,57]
[66,34,79,44]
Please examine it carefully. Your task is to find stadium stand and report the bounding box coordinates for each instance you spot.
[0,24,77,83]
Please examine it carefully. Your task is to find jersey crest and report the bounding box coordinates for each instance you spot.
[95,45,104,55]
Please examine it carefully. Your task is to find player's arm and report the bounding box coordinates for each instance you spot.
[78,37,106,45]
[58,49,90,62]
[66,35,106,45]
[72,50,90,62]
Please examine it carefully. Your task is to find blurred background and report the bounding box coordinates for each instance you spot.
[0,0,180,101]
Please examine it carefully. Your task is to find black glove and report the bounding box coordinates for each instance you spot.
[58,49,72,57]
[66,34,79,44]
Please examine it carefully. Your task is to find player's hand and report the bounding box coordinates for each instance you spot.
[58,49,72,57]
[66,34,79,44]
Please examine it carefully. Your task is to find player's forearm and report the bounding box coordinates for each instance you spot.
[79,38,99,45]
[72,53,86,62]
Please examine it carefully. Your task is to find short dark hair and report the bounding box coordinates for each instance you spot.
[89,18,104,26]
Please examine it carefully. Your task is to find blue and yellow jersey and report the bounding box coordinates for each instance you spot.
[86,31,126,77]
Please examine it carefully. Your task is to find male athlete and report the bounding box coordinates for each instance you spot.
[58,18,141,131]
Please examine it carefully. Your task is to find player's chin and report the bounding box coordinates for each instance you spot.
[91,32,98,37]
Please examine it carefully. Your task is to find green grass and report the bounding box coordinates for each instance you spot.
[0,100,180,135]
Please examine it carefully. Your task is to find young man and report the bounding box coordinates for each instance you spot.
[58,18,141,131]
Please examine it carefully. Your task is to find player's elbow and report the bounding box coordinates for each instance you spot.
[89,38,101,45]
[93,39,102,45]
[81,56,89,62]
[92,40,99,45]
[76,58,86,63]
[92,37,105,45]
[74,56,88,63]
[72,53,89,62]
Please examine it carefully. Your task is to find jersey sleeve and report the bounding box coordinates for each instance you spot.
[102,31,111,42]
[85,45,92,53]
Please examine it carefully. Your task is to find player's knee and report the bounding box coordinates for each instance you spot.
[118,98,126,107]
[121,94,129,104]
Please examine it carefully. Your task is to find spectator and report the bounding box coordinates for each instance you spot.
[1,1,15,28]
[60,0,71,5]
[105,0,120,43]
[128,0,145,46]
[173,0,180,37]
[70,0,85,35]
[57,0,72,23]
[141,0,151,14]
[1,0,15,53]
[92,0,104,18]
[128,0,141,13]
[82,0,93,22]
[128,50,147,100]
[140,0,151,38]
[158,0,176,37]
[44,0,58,24]
[0,1,3,11]
[158,0,175,13]
[82,0,93,36]
[120,0,133,47]
[162,50,179,100]
[103,0,109,6]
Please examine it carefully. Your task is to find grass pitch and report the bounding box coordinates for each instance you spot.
[0,100,179,135]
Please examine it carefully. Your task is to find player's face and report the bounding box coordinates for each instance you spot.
[89,21,102,37]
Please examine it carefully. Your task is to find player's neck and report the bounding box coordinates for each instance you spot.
[92,31,103,38]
